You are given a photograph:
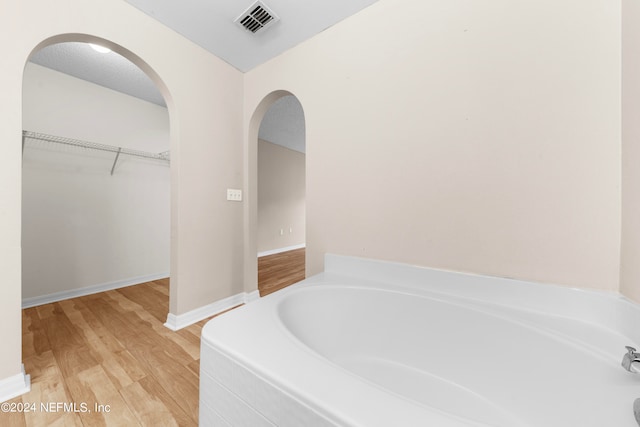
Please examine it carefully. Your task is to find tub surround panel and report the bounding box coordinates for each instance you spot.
[201,371,275,427]
[200,349,334,427]
[199,404,232,427]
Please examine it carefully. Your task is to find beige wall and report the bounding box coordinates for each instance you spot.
[621,0,640,302]
[245,0,621,291]
[1,0,243,383]
[258,139,305,253]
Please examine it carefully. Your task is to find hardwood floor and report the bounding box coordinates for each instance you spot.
[3,250,304,426]
[258,248,305,296]
[5,279,208,427]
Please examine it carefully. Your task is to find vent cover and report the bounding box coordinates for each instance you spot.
[235,1,279,34]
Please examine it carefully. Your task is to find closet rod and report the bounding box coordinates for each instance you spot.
[22,130,170,163]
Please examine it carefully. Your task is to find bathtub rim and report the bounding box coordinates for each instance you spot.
[200,254,640,427]
[275,281,631,366]
[322,254,640,346]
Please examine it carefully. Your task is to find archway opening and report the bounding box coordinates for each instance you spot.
[21,34,174,354]
[246,91,306,296]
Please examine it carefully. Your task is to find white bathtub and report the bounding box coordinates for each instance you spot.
[200,254,640,426]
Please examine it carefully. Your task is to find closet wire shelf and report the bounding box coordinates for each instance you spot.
[22,130,170,175]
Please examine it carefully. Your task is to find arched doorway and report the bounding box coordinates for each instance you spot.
[22,40,171,309]
[17,34,176,403]
[245,91,306,296]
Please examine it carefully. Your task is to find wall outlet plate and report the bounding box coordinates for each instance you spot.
[227,189,242,201]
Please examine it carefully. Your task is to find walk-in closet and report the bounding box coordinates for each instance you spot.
[21,45,170,308]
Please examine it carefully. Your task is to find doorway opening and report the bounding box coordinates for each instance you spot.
[22,37,172,319]
[253,94,306,296]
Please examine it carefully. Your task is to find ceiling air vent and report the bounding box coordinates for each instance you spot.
[235,1,279,34]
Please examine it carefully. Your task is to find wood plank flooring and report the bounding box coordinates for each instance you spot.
[3,249,305,426]
[4,279,208,427]
[258,248,305,296]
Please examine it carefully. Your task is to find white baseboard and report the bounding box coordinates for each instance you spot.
[22,272,170,309]
[0,365,30,403]
[258,243,305,258]
[164,291,259,331]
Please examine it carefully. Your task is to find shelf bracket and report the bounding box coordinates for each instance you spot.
[110,147,122,175]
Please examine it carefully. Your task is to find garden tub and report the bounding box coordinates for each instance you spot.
[200,254,640,426]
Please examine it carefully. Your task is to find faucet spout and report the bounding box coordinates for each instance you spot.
[623,346,640,373]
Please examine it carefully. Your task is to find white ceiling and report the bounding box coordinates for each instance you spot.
[124,0,378,72]
[29,43,166,107]
[259,95,305,153]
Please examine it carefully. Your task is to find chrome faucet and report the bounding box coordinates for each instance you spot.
[622,346,640,373]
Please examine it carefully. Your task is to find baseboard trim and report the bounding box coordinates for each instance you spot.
[0,365,30,403]
[164,291,258,331]
[258,243,305,258]
[22,272,170,309]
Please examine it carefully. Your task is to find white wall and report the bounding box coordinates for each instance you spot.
[245,0,621,292]
[258,139,305,253]
[22,63,169,301]
[1,0,244,387]
[621,0,640,303]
